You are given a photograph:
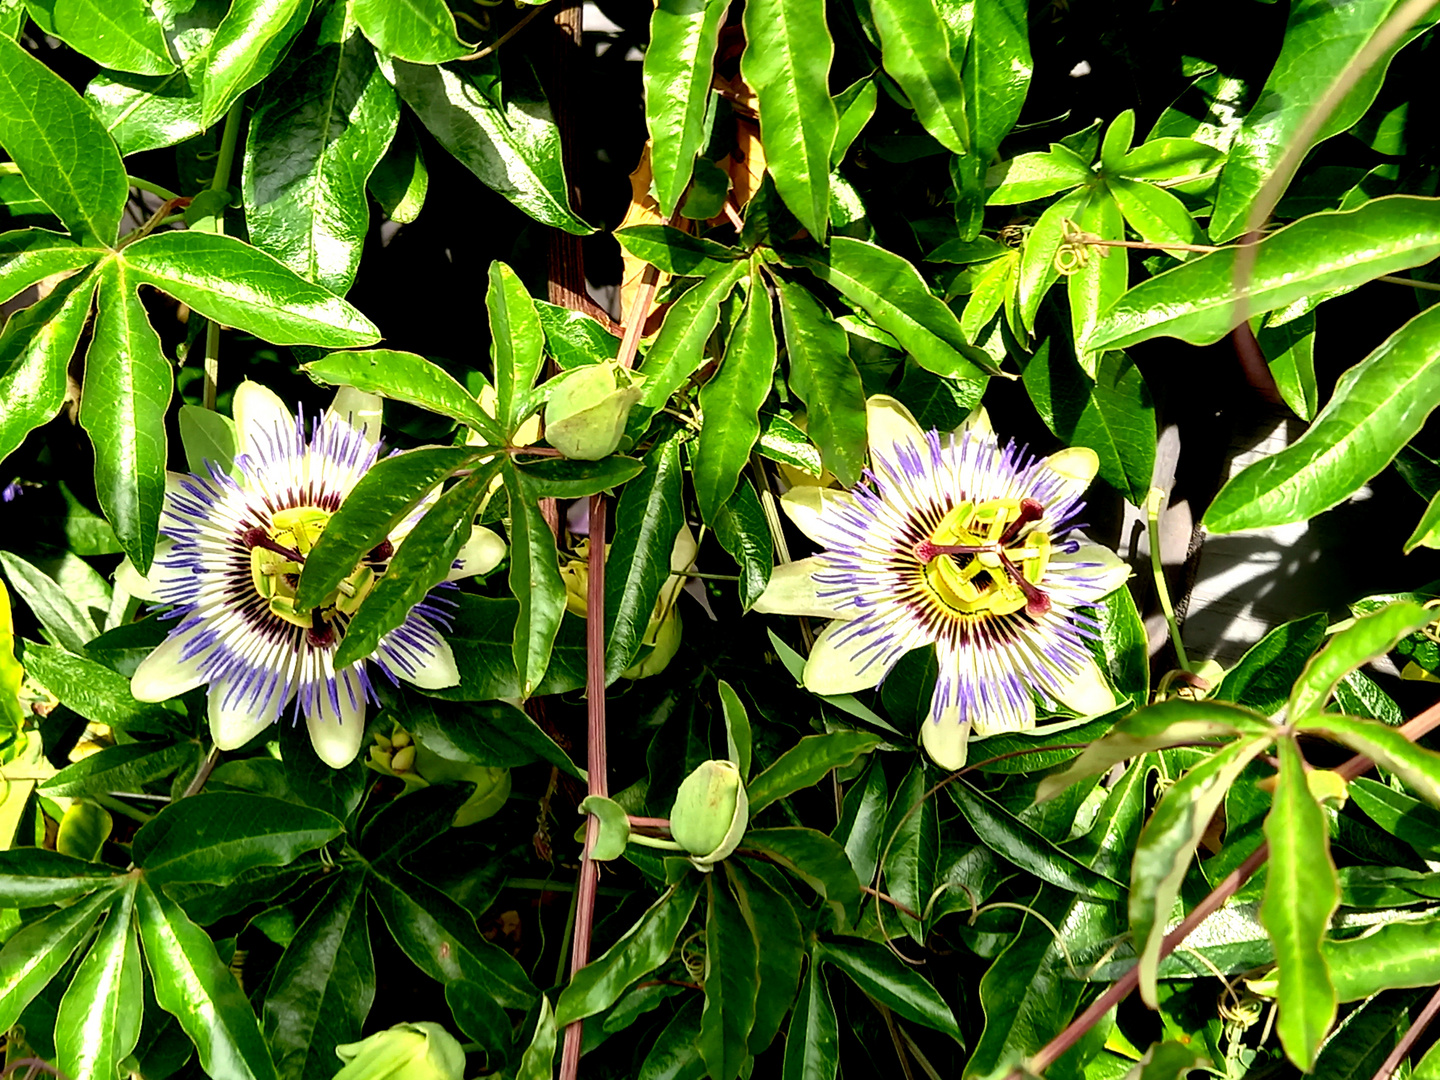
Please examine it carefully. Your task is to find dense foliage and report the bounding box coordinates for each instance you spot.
[8,1,1440,1079]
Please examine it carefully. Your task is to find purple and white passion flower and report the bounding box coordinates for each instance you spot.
[123,382,505,768]
[754,395,1130,770]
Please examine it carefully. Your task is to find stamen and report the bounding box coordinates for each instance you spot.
[998,552,1051,617]
[307,608,336,649]
[913,541,991,562]
[367,539,394,563]
[999,498,1046,544]
[242,527,306,563]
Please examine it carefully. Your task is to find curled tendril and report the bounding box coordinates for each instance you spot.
[679,930,706,982]
[1054,218,1111,276]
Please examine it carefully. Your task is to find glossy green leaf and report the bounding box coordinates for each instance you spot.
[869,0,967,153]
[391,59,591,234]
[741,827,860,929]
[643,0,727,215]
[263,869,373,1080]
[834,756,887,887]
[579,795,631,861]
[1289,602,1434,720]
[82,257,173,575]
[333,462,499,668]
[756,411,822,475]
[488,260,545,434]
[700,874,759,1080]
[963,0,1032,163]
[748,733,882,815]
[1208,0,1436,242]
[1095,583,1148,707]
[294,445,479,610]
[1407,490,1440,554]
[516,995,557,1080]
[695,269,777,522]
[1300,714,1440,808]
[791,236,995,381]
[958,248,1016,341]
[1069,187,1126,375]
[1107,176,1199,250]
[0,847,118,908]
[0,551,97,653]
[131,792,343,885]
[739,0,836,236]
[424,595,588,702]
[604,432,684,683]
[773,276,867,487]
[820,937,961,1040]
[1325,916,1440,1002]
[782,959,838,1080]
[178,403,238,476]
[555,876,702,1025]
[0,35,127,245]
[0,229,102,306]
[120,231,380,347]
[25,0,174,74]
[42,741,192,799]
[1116,136,1223,182]
[1099,111,1135,173]
[305,350,496,439]
[0,885,114,1033]
[719,679,751,779]
[1130,736,1270,1007]
[505,460,566,697]
[831,77,876,167]
[1126,1041,1209,1080]
[368,114,427,224]
[635,259,749,416]
[727,862,804,1053]
[56,877,142,1080]
[0,268,97,466]
[536,300,617,369]
[353,0,468,63]
[136,879,279,1080]
[1090,197,1440,352]
[615,225,742,279]
[1344,778,1440,860]
[1016,185,1088,334]
[987,145,1093,205]
[359,784,467,867]
[1213,613,1328,717]
[1257,311,1318,421]
[515,456,646,499]
[1024,342,1155,504]
[711,477,773,612]
[1204,305,1440,533]
[636,996,705,1080]
[1262,736,1337,1071]
[201,0,309,129]
[949,778,1125,900]
[242,3,399,296]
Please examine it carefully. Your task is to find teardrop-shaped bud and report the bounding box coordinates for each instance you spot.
[669,759,748,871]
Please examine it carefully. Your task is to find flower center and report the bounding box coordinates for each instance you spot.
[913,497,1053,618]
[246,506,385,647]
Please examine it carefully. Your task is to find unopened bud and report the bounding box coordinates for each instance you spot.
[543,361,645,461]
[669,759,748,870]
[333,1022,464,1080]
[391,745,416,773]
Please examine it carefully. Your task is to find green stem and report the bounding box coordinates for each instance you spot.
[554,876,581,987]
[92,793,152,824]
[1146,487,1191,673]
[627,834,686,851]
[128,175,181,202]
[669,570,741,582]
[203,96,245,412]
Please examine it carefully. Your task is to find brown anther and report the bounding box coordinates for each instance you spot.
[367,539,394,563]
[1000,498,1046,545]
[307,608,336,649]
[242,527,305,563]
[998,551,1051,618]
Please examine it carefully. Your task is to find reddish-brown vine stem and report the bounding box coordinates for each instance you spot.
[1371,983,1440,1080]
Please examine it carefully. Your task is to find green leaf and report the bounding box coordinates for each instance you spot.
[1069,188,1126,376]
[56,877,142,1080]
[756,411,822,475]
[773,276,867,487]
[305,350,497,439]
[719,680,752,779]
[81,256,173,573]
[738,0,836,236]
[726,862,804,1053]
[1340,778,1440,860]
[1289,602,1435,720]
[0,885,114,1033]
[0,229,103,306]
[963,0,1032,164]
[1090,197,1440,352]
[870,0,967,153]
[695,270,778,523]
[949,778,1125,901]
[740,827,860,929]
[0,268,98,466]
[201,0,310,129]
[294,445,479,611]
[1126,1041,1210,1080]
[368,114,427,224]
[1257,311,1318,421]
[1407,490,1440,555]
[555,876,703,1025]
[515,456,646,499]
[1204,305,1440,534]
[700,875,759,1080]
[516,996,558,1080]
[333,461,499,668]
[643,0,727,215]
[359,784,466,867]
[424,596,588,702]
[178,403,238,476]
[1016,185,1088,334]
[790,236,996,381]
[488,260,545,434]
[603,432,685,683]
[25,0,174,74]
[638,997,706,1080]
[0,35,127,245]
[1096,583,1148,707]
[1024,342,1156,504]
[782,958,838,1080]
[711,477,773,612]
[367,866,536,1008]
[242,3,399,296]
[262,869,373,1080]
[131,792,343,885]
[831,77,876,167]
[353,0,468,63]
[819,938,961,1040]
[503,461,566,698]
[615,225,742,279]
[748,733,882,815]
[635,259,750,417]
[1,553,98,653]
[1208,0,1436,242]
[1262,736,1337,1070]
[987,146,1093,205]
[136,879,279,1080]
[834,757,887,886]
[579,795,632,861]
[535,300,617,369]
[1299,714,1440,809]
[1324,917,1440,1002]
[393,60,592,234]
[1213,613,1329,717]
[1107,176,1199,250]
[42,741,192,798]
[1130,736,1271,1007]
[120,231,380,347]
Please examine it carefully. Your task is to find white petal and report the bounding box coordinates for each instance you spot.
[1044,446,1100,500]
[130,634,209,702]
[208,677,281,750]
[448,526,507,581]
[1050,656,1117,717]
[327,387,385,445]
[232,381,294,460]
[398,633,460,690]
[955,404,993,440]
[779,486,860,546]
[114,557,161,603]
[306,667,368,767]
[803,620,887,695]
[751,558,847,619]
[921,717,971,771]
[866,394,925,464]
[1052,543,1132,597]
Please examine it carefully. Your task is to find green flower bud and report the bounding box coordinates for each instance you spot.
[333,1022,464,1080]
[669,759,748,870]
[543,361,645,461]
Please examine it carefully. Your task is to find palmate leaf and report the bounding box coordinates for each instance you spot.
[644,0,729,215]
[200,0,311,129]
[0,885,117,1035]
[700,874,759,1080]
[56,877,143,1080]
